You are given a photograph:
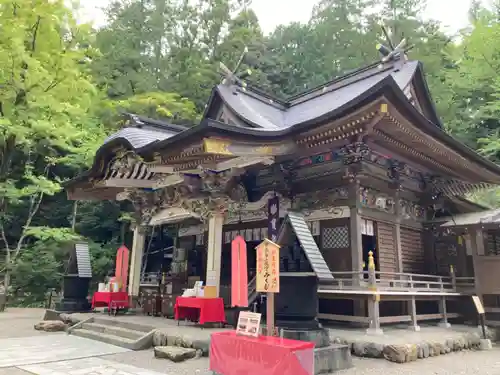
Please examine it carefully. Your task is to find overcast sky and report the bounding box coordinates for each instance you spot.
[80,0,481,35]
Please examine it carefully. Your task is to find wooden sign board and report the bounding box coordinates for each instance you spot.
[472,295,485,314]
[256,239,280,293]
[236,311,262,338]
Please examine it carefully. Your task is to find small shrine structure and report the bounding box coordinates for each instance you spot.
[65,43,500,332]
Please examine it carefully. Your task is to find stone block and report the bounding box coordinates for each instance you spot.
[314,344,352,374]
[154,346,197,362]
[479,339,493,350]
[43,309,60,321]
[382,344,418,363]
[192,339,210,356]
[34,320,67,332]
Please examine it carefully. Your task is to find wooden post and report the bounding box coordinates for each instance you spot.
[128,226,146,305]
[206,213,224,297]
[367,251,376,289]
[366,293,383,335]
[450,265,456,291]
[439,296,451,328]
[256,239,280,337]
[266,292,275,336]
[408,296,420,331]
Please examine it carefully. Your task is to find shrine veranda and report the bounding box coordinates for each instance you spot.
[65,51,500,332]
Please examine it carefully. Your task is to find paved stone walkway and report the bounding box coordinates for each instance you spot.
[20,358,165,375]
[0,334,128,368]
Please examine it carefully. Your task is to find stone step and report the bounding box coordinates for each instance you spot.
[92,317,154,333]
[71,328,140,350]
[81,322,144,340]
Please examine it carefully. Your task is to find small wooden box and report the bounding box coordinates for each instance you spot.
[204,286,217,299]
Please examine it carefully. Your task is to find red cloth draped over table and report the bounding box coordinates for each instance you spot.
[174,297,226,325]
[210,331,315,375]
[92,292,130,310]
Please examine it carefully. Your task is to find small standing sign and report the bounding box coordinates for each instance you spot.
[472,295,487,339]
[236,311,262,338]
[256,238,280,337]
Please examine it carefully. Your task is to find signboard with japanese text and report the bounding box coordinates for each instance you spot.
[256,239,280,293]
[267,196,280,243]
[236,311,262,337]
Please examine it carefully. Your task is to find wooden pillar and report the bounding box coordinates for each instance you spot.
[206,213,224,297]
[408,296,420,331]
[128,226,146,302]
[470,228,484,298]
[349,181,363,282]
[349,181,365,317]
[438,296,451,328]
[393,190,403,272]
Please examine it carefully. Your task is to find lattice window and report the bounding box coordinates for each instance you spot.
[486,230,500,255]
[322,226,349,249]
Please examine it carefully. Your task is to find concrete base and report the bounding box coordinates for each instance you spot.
[439,322,451,329]
[314,344,352,374]
[479,339,493,350]
[56,299,91,313]
[366,327,384,335]
[280,328,330,348]
[408,325,421,332]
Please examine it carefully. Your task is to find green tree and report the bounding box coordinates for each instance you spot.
[0,0,104,293]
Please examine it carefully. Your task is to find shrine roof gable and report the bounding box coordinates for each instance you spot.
[277,212,334,284]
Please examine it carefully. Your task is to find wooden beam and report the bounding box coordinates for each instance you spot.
[153,174,184,189]
[212,156,274,171]
[102,178,155,188]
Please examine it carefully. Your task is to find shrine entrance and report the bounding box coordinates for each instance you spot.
[361,219,378,275]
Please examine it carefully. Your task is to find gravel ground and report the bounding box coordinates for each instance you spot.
[0,308,47,338]
[3,308,500,375]
[103,347,500,375]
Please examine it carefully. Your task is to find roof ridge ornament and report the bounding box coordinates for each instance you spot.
[376,25,414,63]
[219,46,251,91]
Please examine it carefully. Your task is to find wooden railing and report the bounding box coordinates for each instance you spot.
[321,271,475,293]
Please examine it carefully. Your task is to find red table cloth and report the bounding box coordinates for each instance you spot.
[91,291,130,310]
[210,331,315,375]
[174,297,226,325]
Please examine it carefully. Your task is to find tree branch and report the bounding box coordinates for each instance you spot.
[30,16,41,55]
[0,222,10,252]
[12,190,44,261]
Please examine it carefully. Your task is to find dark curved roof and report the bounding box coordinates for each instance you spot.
[101,114,188,151]
[210,59,422,130]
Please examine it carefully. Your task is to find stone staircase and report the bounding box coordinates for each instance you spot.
[68,316,155,350]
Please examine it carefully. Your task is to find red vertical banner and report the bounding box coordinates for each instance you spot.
[115,245,130,293]
[231,235,248,307]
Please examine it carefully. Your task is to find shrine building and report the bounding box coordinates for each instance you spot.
[65,46,500,332]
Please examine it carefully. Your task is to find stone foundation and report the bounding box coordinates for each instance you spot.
[331,328,489,363]
[315,344,352,374]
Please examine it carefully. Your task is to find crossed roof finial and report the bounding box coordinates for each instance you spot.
[219,46,250,89]
[376,25,414,62]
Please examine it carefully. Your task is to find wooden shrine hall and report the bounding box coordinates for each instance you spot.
[65,44,500,333]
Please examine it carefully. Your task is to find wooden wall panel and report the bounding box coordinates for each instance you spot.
[475,257,500,294]
[320,218,351,272]
[376,221,397,273]
[401,227,424,273]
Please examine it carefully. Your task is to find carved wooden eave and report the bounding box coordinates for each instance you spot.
[177,204,351,237]
[294,101,387,153]
[370,99,500,187]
